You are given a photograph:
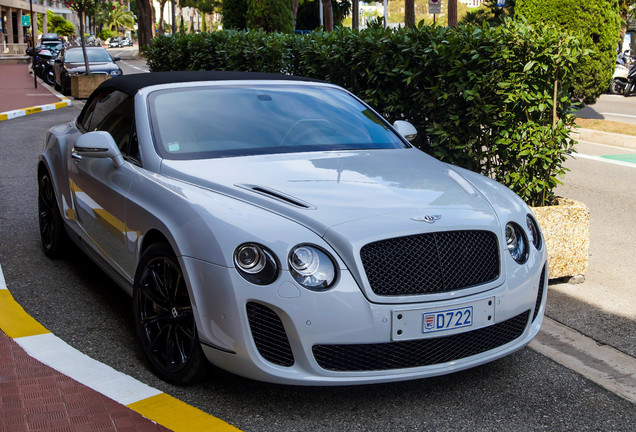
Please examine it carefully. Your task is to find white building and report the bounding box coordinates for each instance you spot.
[1,0,75,55]
[459,0,485,8]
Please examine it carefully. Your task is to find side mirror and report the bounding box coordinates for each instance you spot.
[74,131,124,168]
[393,120,418,142]
[113,56,121,62]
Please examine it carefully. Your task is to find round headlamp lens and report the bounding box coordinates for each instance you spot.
[506,222,528,264]
[289,245,336,290]
[233,243,279,285]
[235,245,265,274]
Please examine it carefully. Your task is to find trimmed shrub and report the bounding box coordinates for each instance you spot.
[143,20,584,207]
[515,0,621,104]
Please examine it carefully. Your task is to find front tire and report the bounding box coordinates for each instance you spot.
[133,243,207,385]
[38,169,68,258]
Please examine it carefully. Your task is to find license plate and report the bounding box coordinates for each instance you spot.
[391,297,495,341]
[422,306,472,333]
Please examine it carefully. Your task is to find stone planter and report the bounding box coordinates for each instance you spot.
[531,198,590,281]
[70,74,112,99]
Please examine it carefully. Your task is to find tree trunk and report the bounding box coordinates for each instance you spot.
[159,0,166,34]
[352,0,359,29]
[79,11,90,74]
[136,0,155,49]
[448,0,457,28]
[321,0,334,32]
[405,0,415,29]
[292,0,299,30]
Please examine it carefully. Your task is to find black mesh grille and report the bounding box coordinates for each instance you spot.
[246,302,294,367]
[360,230,500,296]
[532,265,547,323]
[313,311,530,371]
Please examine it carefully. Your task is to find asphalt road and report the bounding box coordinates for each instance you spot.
[0,108,634,431]
[548,140,636,358]
[576,93,636,125]
[107,46,150,75]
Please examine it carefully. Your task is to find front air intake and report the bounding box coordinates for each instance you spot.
[246,302,294,367]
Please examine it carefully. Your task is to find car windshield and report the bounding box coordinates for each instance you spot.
[41,42,64,53]
[149,85,408,160]
[65,49,112,63]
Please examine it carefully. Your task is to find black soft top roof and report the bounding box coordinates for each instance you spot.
[96,71,324,96]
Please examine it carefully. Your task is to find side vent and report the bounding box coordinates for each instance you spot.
[236,184,315,209]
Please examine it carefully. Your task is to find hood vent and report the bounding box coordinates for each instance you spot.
[236,184,316,209]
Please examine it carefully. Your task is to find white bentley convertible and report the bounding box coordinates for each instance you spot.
[38,71,548,385]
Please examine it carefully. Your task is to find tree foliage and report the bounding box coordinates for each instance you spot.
[144,20,585,206]
[222,0,248,29]
[295,0,351,30]
[246,0,293,33]
[40,10,75,37]
[515,0,621,103]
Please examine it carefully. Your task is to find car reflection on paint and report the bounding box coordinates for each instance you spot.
[38,71,548,386]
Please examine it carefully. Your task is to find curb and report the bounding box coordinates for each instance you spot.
[0,263,240,432]
[0,98,72,121]
[573,128,636,150]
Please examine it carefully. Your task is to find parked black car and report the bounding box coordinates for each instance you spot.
[53,47,122,95]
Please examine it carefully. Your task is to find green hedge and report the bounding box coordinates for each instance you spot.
[144,20,584,207]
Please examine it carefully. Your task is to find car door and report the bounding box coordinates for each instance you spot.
[69,89,137,277]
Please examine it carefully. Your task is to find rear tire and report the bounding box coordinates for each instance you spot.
[44,70,55,86]
[609,79,624,95]
[133,242,208,385]
[624,83,633,97]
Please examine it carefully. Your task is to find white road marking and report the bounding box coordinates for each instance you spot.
[601,112,636,119]
[15,333,162,405]
[573,152,636,168]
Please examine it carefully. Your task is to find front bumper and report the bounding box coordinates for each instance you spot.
[182,255,548,386]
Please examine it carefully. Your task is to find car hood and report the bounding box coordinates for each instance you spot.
[160,149,500,237]
[65,62,118,73]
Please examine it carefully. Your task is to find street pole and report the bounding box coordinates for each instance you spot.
[171,0,176,34]
[29,0,36,88]
[383,0,387,29]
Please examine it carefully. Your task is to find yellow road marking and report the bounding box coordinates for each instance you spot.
[24,106,43,115]
[0,290,50,338]
[128,393,241,431]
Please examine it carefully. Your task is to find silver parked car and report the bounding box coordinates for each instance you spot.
[38,71,548,386]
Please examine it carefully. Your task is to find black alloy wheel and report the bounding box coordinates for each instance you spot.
[38,169,67,258]
[133,243,207,385]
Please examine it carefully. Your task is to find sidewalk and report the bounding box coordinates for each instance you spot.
[0,63,71,120]
[0,330,170,432]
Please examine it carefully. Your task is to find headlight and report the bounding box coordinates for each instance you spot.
[110,70,122,76]
[505,222,528,264]
[526,214,542,250]
[234,243,279,285]
[288,245,337,290]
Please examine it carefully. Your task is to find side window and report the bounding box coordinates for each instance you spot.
[82,90,137,162]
